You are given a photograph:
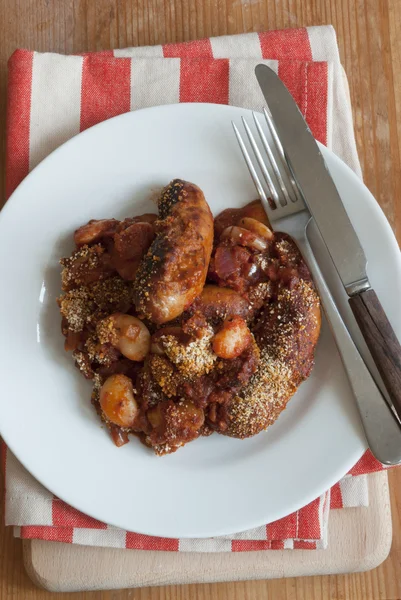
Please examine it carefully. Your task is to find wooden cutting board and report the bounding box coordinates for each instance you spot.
[22,471,391,592]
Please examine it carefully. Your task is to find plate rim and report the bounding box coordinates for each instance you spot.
[0,102,398,537]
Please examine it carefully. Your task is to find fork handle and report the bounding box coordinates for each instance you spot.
[349,289,401,423]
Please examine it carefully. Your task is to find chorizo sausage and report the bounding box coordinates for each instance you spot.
[111,221,155,280]
[221,274,321,438]
[134,179,214,324]
[187,284,251,323]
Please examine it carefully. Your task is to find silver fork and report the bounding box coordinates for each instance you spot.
[233,110,401,465]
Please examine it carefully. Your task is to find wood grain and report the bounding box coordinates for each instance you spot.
[20,472,393,591]
[1,0,401,598]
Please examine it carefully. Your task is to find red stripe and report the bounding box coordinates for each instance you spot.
[294,540,317,550]
[330,483,344,509]
[180,58,229,104]
[52,498,107,529]
[232,540,273,551]
[259,28,312,60]
[297,496,321,539]
[0,441,7,476]
[278,62,328,145]
[20,526,74,543]
[163,38,213,58]
[6,50,33,198]
[1,441,7,519]
[303,62,328,145]
[80,55,131,131]
[270,539,285,550]
[266,511,297,540]
[348,449,386,476]
[125,532,179,551]
[278,61,307,124]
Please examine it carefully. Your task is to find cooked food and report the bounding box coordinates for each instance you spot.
[212,316,252,359]
[210,240,321,437]
[188,284,251,323]
[97,314,150,362]
[99,374,138,428]
[213,199,271,239]
[134,179,214,324]
[58,180,321,456]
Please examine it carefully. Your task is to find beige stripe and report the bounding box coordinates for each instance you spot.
[130,58,180,111]
[307,25,340,62]
[228,59,278,110]
[5,449,53,526]
[73,528,127,548]
[210,32,262,58]
[230,525,267,540]
[178,538,232,552]
[29,53,83,170]
[340,474,369,507]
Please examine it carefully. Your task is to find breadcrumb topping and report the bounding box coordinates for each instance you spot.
[160,326,217,378]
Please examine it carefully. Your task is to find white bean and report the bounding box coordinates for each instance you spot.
[99,374,138,427]
[237,217,273,240]
[212,316,252,359]
[111,313,150,361]
[220,226,268,251]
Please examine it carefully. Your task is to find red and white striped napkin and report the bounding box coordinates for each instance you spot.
[3,26,389,551]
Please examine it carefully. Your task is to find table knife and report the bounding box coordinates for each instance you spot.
[255,63,401,424]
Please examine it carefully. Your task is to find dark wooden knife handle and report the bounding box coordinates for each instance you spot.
[349,288,401,420]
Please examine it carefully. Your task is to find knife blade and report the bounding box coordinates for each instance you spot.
[255,63,401,429]
[255,63,369,296]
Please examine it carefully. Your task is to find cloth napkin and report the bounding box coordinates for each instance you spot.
[3,25,389,552]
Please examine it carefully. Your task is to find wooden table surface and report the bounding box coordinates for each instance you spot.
[0,0,401,598]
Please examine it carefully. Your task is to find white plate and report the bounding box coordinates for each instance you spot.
[0,104,400,539]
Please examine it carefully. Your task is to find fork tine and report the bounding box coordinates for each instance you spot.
[232,122,271,206]
[240,117,280,206]
[263,107,300,203]
[252,111,293,205]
